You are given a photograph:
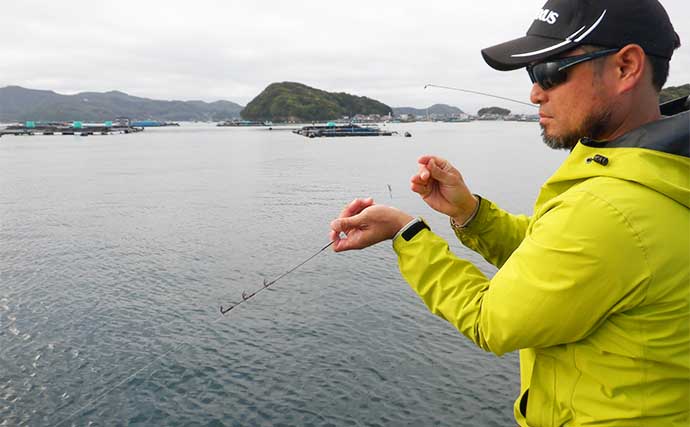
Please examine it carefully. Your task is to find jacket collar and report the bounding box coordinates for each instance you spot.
[579,111,689,158]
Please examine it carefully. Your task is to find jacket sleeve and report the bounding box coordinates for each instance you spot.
[453,197,531,268]
[393,190,651,356]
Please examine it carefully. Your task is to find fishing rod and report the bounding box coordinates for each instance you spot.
[220,240,335,314]
[425,83,690,114]
[424,84,538,109]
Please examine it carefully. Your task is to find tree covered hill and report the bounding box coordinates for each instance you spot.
[660,84,689,103]
[478,106,511,116]
[0,86,243,122]
[241,82,392,122]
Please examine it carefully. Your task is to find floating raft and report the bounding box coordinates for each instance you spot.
[293,124,396,138]
[217,120,271,127]
[0,122,144,137]
[129,120,179,127]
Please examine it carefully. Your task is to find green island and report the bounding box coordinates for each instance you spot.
[240,82,392,122]
[477,106,511,117]
[660,84,690,103]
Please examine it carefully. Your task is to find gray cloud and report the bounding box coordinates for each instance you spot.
[1,0,687,114]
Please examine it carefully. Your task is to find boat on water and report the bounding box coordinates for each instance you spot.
[293,123,396,138]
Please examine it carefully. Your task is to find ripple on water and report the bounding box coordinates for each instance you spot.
[0,124,548,425]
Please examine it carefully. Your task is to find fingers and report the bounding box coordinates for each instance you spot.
[330,211,365,250]
[330,213,367,252]
[418,155,449,170]
[418,163,430,181]
[417,155,433,165]
[333,237,358,252]
[413,157,454,198]
[411,163,430,184]
[417,155,455,184]
[410,181,430,196]
[338,197,375,219]
[329,204,415,252]
[333,240,363,252]
[426,158,457,184]
[330,215,356,233]
[331,198,374,250]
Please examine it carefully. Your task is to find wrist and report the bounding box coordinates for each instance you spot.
[395,213,415,235]
[451,195,481,228]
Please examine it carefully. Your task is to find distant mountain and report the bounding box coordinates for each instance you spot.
[393,104,464,117]
[241,82,392,122]
[0,86,243,122]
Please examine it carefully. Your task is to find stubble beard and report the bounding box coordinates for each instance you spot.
[541,108,613,150]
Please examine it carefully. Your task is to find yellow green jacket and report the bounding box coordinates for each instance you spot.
[393,112,690,426]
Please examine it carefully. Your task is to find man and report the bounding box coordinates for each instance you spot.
[329,0,689,425]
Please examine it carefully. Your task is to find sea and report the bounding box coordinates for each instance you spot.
[0,122,567,426]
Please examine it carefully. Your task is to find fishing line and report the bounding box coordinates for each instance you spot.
[55,237,337,426]
[26,211,387,423]
[53,243,333,424]
[54,342,185,426]
[424,84,538,109]
[220,240,335,314]
[53,306,231,427]
[50,228,405,424]
[34,156,454,424]
[12,125,453,426]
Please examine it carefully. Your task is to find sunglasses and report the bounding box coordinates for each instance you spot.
[527,48,620,90]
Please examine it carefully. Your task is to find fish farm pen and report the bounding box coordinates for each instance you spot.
[293,124,396,138]
[0,122,144,137]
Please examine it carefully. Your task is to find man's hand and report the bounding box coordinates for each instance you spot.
[329,198,414,252]
[410,155,478,224]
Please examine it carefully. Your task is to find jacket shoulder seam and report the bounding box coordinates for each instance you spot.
[568,188,654,306]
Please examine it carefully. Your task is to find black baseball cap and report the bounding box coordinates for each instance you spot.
[481,0,680,71]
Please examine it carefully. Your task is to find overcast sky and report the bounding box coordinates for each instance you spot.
[2,0,688,114]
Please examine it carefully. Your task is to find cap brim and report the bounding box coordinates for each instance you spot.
[481,35,578,71]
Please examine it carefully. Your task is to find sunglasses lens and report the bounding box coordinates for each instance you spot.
[531,62,567,90]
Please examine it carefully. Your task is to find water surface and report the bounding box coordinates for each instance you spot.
[0,122,566,426]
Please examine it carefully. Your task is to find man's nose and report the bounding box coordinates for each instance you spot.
[530,83,547,105]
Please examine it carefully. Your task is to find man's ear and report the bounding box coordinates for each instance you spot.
[611,44,647,94]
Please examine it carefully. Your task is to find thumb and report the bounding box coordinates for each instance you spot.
[330,215,360,233]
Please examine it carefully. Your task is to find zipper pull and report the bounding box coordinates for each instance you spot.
[586,154,609,166]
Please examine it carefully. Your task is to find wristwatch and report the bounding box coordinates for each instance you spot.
[395,217,431,241]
